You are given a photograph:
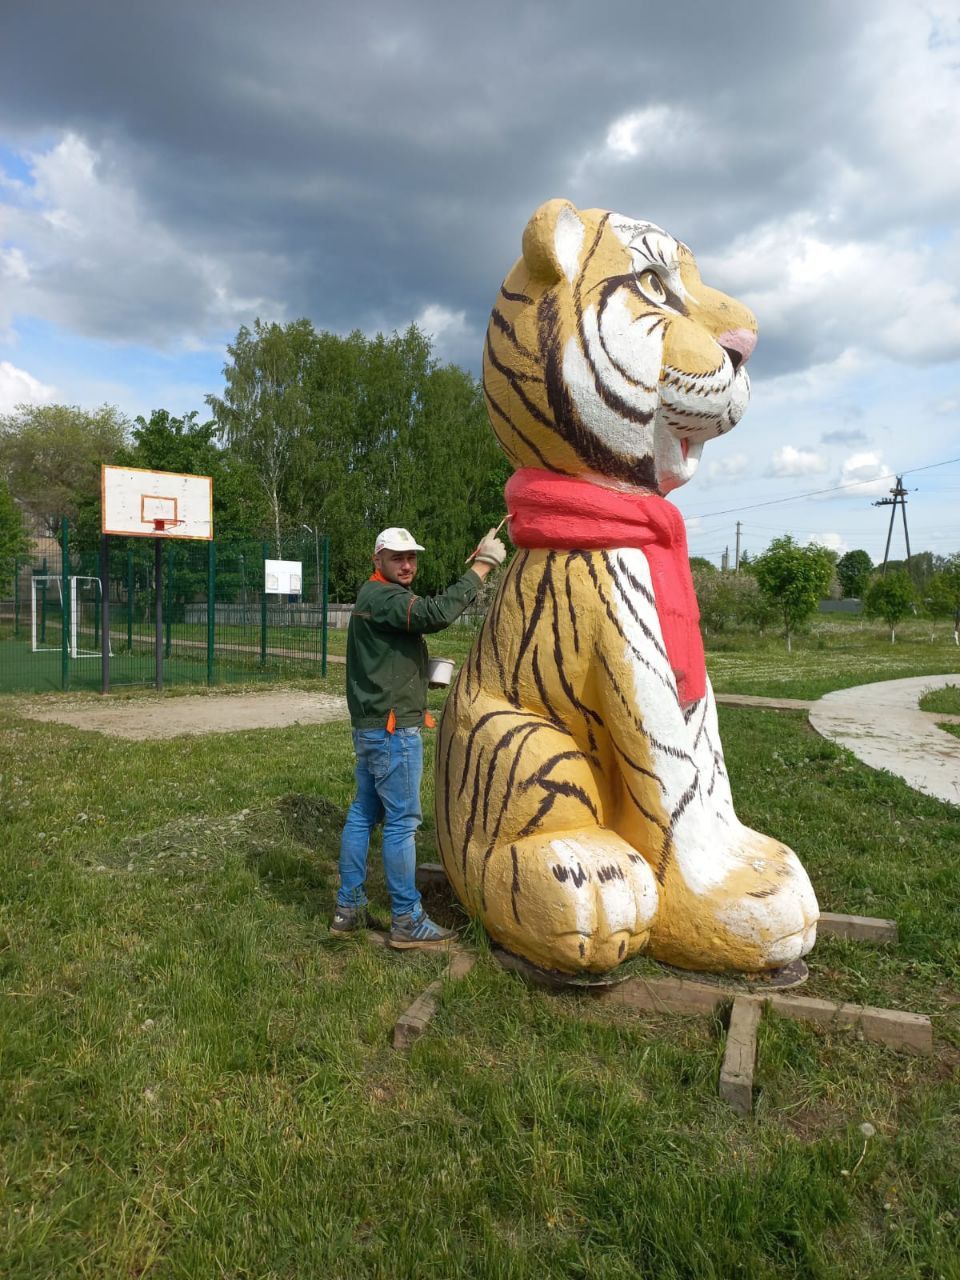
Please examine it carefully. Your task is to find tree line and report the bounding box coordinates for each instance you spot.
[1,318,958,632]
[0,322,509,599]
[692,538,960,646]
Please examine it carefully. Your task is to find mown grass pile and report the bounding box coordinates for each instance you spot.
[0,639,958,1277]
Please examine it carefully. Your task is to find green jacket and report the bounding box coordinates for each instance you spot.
[346,569,483,729]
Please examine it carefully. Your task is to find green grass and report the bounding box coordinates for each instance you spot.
[6,610,958,700]
[700,615,960,700]
[919,682,960,715]
[1,661,959,1277]
[0,633,342,695]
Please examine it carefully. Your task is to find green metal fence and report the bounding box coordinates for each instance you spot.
[0,522,332,694]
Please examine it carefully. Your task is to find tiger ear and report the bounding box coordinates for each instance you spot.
[522,199,585,283]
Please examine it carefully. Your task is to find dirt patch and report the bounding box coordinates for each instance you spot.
[15,688,349,740]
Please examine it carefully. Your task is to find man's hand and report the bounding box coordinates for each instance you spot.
[472,528,507,568]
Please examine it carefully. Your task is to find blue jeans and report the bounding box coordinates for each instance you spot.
[338,727,424,919]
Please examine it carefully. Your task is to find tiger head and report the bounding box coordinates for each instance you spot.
[483,198,758,495]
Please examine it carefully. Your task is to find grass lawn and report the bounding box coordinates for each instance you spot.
[1,641,959,1276]
[920,682,960,715]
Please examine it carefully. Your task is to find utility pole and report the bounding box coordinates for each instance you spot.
[873,476,912,575]
[721,546,729,572]
[734,521,742,573]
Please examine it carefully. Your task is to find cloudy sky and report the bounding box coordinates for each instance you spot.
[2,0,959,565]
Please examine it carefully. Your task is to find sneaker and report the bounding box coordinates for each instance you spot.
[389,911,458,951]
[330,904,369,935]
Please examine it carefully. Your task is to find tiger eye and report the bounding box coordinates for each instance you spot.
[638,269,667,301]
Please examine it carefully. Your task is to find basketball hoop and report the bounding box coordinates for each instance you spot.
[152,518,186,533]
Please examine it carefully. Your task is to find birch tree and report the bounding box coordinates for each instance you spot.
[207,319,316,555]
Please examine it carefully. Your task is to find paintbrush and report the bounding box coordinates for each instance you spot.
[465,514,509,564]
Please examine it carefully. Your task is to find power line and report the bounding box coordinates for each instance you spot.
[685,454,960,519]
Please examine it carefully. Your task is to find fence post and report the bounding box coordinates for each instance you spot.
[321,534,330,677]
[93,548,101,650]
[207,539,216,686]
[260,540,268,667]
[13,557,20,638]
[61,518,70,692]
[100,534,110,695]
[40,555,48,643]
[164,543,173,659]
[126,546,134,652]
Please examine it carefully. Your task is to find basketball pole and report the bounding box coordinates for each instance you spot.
[155,535,164,691]
[100,534,111,694]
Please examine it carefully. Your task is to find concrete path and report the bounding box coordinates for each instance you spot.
[715,693,814,711]
[808,674,960,807]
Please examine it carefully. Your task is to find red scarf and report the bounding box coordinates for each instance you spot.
[505,468,705,705]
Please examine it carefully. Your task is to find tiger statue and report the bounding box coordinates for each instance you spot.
[435,198,819,976]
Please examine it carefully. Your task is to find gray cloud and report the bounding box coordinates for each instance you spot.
[1,0,953,380]
[822,428,868,444]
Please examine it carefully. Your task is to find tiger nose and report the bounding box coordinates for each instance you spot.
[716,327,757,369]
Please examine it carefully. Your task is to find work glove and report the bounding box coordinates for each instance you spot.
[472,528,508,567]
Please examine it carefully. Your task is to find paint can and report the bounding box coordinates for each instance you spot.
[427,657,455,687]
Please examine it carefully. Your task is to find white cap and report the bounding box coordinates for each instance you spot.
[374,527,425,554]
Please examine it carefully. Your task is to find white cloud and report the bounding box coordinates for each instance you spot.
[852,5,960,218]
[0,134,286,347]
[704,451,750,484]
[415,303,468,343]
[766,446,828,478]
[569,102,721,189]
[409,302,482,366]
[836,450,893,498]
[0,361,55,413]
[604,106,704,161]
[0,247,30,283]
[807,531,847,555]
[704,215,960,370]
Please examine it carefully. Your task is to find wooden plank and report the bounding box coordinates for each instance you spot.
[414,862,450,890]
[764,992,932,1055]
[818,913,898,944]
[392,951,476,1051]
[594,975,932,1056]
[594,975,729,1016]
[393,979,444,1051]
[714,694,815,711]
[719,996,762,1116]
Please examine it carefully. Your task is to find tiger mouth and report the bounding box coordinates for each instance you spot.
[721,345,744,373]
[681,439,689,461]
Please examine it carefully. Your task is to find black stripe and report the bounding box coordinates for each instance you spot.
[490,306,539,363]
[482,381,555,472]
[510,844,522,922]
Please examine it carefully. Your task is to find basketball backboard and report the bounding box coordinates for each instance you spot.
[101,465,213,539]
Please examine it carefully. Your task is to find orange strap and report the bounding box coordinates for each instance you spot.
[386,709,433,731]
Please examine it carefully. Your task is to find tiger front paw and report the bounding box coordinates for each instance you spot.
[650,825,819,973]
[471,827,659,974]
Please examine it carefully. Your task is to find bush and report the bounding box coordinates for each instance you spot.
[693,568,776,634]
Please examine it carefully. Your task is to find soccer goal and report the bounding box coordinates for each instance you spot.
[70,575,112,659]
[30,575,113,658]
